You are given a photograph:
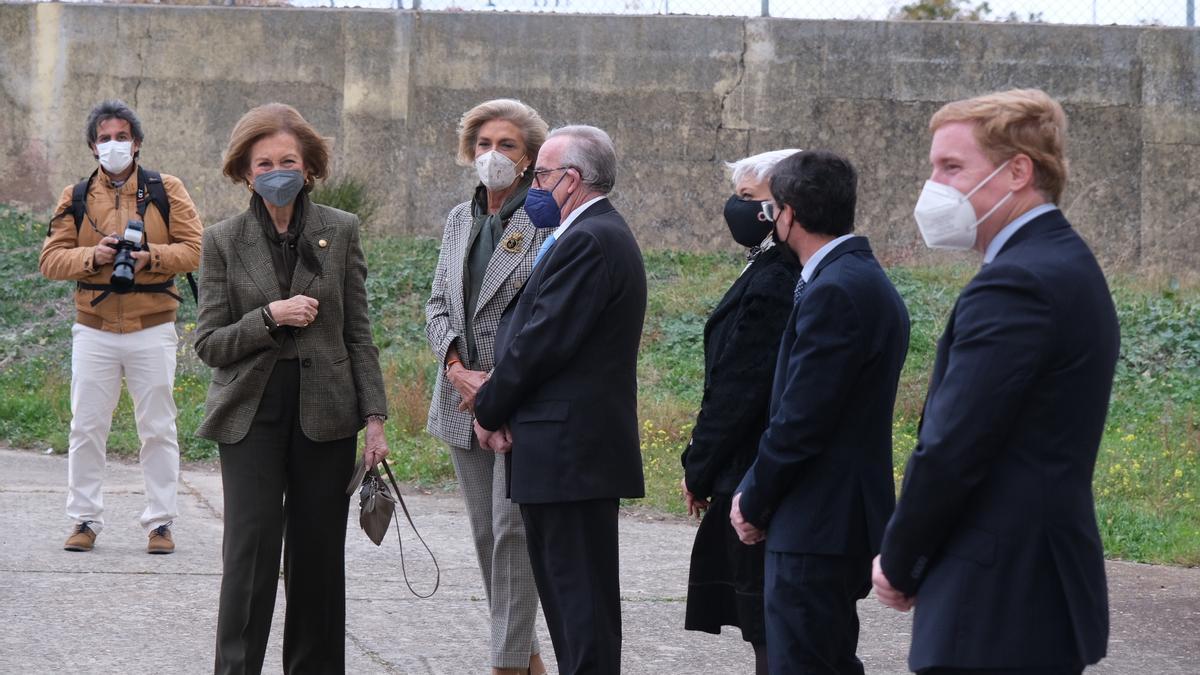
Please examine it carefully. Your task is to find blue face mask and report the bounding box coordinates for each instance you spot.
[524,171,568,229]
[254,169,305,207]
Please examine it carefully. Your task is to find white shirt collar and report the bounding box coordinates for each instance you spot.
[551,195,607,241]
[801,234,857,283]
[983,203,1058,264]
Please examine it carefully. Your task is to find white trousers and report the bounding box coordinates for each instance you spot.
[67,322,180,534]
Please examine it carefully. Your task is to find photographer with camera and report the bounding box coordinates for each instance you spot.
[40,100,202,555]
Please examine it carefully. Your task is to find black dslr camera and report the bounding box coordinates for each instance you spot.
[110,219,145,291]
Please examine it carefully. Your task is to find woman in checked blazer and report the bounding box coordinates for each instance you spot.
[195,103,389,674]
[425,99,550,675]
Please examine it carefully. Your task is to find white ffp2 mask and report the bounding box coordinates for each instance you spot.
[913,160,1012,251]
[97,140,134,175]
[474,150,522,191]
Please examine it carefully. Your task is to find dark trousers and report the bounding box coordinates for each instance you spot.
[521,499,622,675]
[213,361,356,675]
[764,552,872,675]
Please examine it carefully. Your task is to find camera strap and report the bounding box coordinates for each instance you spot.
[77,279,183,307]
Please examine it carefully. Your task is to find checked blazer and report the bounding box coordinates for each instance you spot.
[194,202,387,444]
[425,200,548,449]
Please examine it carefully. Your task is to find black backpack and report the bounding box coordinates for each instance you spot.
[61,166,198,304]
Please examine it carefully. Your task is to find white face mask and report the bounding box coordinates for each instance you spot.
[96,140,134,175]
[474,150,522,191]
[913,159,1013,251]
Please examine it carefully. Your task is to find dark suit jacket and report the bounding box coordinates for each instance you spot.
[681,244,801,500]
[474,199,647,504]
[879,209,1118,671]
[194,202,387,444]
[737,236,910,555]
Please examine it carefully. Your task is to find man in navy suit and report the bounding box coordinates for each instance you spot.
[872,89,1119,675]
[474,125,647,674]
[730,150,911,674]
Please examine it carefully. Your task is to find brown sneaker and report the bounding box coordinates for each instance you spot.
[64,521,97,552]
[147,524,175,555]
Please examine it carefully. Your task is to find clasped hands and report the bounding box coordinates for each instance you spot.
[474,420,513,454]
[871,555,915,612]
[268,295,319,327]
[729,492,766,545]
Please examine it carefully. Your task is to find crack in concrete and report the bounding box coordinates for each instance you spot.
[131,11,152,109]
[180,474,223,521]
[347,629,405,673]
[714,19,750,152]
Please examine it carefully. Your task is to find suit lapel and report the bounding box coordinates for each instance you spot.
[289,205,331,298]
[475,217,537,320]
[234,212,283,303]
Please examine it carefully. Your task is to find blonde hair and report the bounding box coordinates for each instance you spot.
[456,99,549,167]
[931,88,1069,202]
[222,103,331,190]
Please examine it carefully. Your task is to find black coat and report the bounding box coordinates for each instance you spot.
[474,199,648,504]
[880,209,1119,670]
[681,244,801,500]
[736,236,911,556]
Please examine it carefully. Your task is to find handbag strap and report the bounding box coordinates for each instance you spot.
[380,459,441,599]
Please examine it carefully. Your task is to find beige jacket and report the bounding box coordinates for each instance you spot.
[39,164,202,333]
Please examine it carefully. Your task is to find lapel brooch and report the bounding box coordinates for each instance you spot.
[502,231,524,252]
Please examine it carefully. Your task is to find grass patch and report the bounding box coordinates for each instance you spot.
[2,205,1197,564]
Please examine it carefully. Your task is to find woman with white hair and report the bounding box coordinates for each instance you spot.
[680,149,802,674]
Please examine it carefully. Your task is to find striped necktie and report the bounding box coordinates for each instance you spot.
[533,233,557,268]
[793,277,808,304]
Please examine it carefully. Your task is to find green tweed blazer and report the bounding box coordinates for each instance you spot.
[194,202,387,445]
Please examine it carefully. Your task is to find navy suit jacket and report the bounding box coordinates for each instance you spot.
[737,236,910,556]
[880,209,1119,670]
[474,199,647,504]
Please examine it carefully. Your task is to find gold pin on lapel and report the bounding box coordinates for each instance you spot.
[502,231,524,252]
[318,239,328,248]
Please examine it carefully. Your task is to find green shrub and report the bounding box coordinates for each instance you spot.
[311,176,379,228]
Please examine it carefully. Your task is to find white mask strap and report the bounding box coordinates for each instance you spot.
[963,159,1011,200]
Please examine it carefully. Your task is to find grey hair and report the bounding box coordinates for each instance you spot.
[548,125,617,194]
[726,149,802,188]
[85,99,144,147]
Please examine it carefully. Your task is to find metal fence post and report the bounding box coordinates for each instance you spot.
[1188,0,1195,27]
[761,0,769,18]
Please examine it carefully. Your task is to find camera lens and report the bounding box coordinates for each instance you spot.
[111,245,135,290]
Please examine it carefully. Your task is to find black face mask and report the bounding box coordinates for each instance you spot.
[723,195,775,248]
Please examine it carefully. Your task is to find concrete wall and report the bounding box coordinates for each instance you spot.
[2,5,1198,273]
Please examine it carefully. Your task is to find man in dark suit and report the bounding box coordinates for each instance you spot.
[730,150,911,674]
[473,125,647,675]
[872,89,1119,675]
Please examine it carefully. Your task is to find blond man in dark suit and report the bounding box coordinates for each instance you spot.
[195,103,388,675]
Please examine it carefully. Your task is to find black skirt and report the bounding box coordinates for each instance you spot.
[684,492,766,644]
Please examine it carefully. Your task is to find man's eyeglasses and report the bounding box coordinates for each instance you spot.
[532,166,573,189]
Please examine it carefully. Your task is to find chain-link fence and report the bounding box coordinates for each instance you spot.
[288,0,1196,26]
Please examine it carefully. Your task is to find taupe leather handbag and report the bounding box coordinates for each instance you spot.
[347,458,440,598]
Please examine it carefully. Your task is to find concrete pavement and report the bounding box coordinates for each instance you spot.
[0,447,1197,674]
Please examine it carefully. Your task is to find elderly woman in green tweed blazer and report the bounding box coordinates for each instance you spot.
[425,98,550,675]
[194,103,388,675]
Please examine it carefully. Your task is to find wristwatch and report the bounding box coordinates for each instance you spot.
[261,306,278,330]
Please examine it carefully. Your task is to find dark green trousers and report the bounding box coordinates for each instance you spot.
[213,361,356,675]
